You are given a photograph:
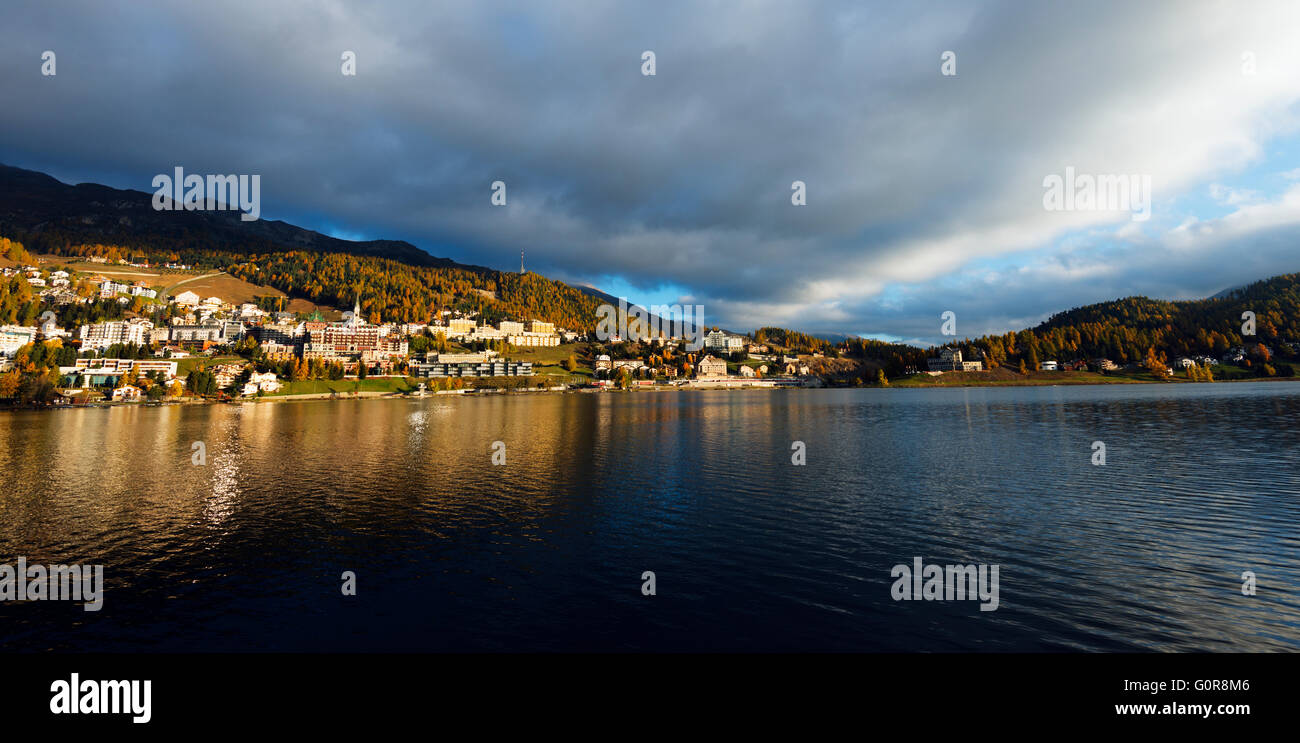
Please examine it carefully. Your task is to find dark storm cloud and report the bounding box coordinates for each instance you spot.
[2,0,1299,337]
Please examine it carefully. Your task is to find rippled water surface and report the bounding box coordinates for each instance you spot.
[2,383,1298,651]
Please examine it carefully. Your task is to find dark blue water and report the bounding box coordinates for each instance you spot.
[2,383,1298,651]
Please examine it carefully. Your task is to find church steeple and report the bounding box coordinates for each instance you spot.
[346,294,364,327]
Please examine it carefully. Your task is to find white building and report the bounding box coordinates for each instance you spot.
[927,348,983,372]
[62,358,178,385]
[696,355,729,377]
[704,330,744,353]
[99,280,129,298]
[244,371,281,394]
[442,318,477,338]
[467,325,505,342]
[173,290,200,306]
[210,363,246,389]
[38,315,69,339]
[506,332,560,347]
[79,319,154,350]
[0,325,39,357]
[169,324,225,343]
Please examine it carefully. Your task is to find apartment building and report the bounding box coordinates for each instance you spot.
[704,330,744,353]
[443,318,477,337]
[62,358,178,384]
[0,325,39,357]
[408,356,534,378]
[79,319,154,350]
[318,324,382,354]
[506,332,561,347]
[253,323,303,359]
[169,324,226,344]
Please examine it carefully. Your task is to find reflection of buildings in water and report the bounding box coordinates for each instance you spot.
[406,403,457,454]
[399,396,579,513]
[203,406,246,528]
[205,451,239,526]
[234,399,280,455]
[688,389,785,452]
[0,407,120,545]
[962,387,973,431]
[407,409,428,447]
[473,395,570,475]
[591,392,614,459]
[130,403,181,465]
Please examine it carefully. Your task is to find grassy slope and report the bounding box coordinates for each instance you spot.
[505,342,592,378]
[267,378,420,395]
[44,258,333,314]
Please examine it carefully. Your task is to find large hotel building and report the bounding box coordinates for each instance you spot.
[79,319,154,350]
[408,353,534,378]
[300,300,408,363]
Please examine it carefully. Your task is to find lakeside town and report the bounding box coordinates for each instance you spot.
[0,254,834,406]
[1,251,1296,408]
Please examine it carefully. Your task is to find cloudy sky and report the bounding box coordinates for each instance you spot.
[3,0,1300,343]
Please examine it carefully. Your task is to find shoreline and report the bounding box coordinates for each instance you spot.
[4,373,1299,411]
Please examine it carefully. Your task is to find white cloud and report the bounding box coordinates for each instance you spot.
[848,181,1300,343]
[1209,183,1263,206]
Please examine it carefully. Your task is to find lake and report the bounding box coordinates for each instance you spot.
[2,382,1298,651]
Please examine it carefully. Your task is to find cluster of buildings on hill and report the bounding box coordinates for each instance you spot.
[2,264,570,397]
[591,349,815,388]
[4,264,164,306]
[435,317,565,347]
[599,327,759,355]
[4,265,71,289]
[33,287,570,367]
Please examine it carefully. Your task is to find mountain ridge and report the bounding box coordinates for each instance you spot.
[0,163,478,270]
[4,164,1299,360]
